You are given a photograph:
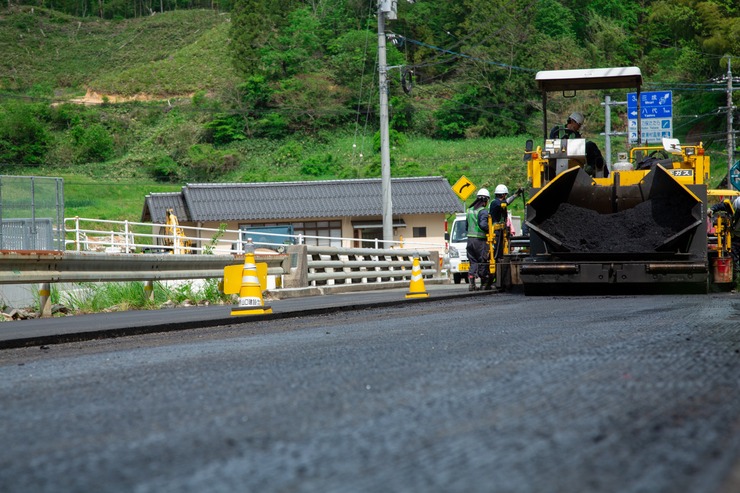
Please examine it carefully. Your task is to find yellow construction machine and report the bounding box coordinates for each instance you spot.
[493,67,736,294]
[161,208,193,254]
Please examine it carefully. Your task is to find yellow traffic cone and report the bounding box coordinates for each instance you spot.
[405,254,429,299]
[231,241,273,316]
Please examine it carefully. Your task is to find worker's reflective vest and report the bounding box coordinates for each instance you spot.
[466,206,486,239]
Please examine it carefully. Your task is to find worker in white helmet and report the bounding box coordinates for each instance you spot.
[549,111,584,139]
[466,188,491,291]
[489,183,524,264]
[490,184,523,224]
[549,111,607,178]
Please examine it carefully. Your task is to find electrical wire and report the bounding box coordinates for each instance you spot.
[395,36,537,73]
[349,1,377,166]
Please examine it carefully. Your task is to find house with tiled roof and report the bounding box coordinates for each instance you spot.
[141,176,463,252]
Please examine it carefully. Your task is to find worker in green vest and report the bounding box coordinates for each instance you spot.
[466,188,491,291]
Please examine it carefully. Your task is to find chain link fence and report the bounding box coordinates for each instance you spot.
[0,175,64,251]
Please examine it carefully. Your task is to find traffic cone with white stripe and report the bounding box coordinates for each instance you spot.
[405,254,429,299]
[231,240,273,316]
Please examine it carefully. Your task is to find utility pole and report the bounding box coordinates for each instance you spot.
[726,55,735,189]
[600,95,628,169]
[377,1,395,245]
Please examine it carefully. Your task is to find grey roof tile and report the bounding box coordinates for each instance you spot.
[141,177,463,223]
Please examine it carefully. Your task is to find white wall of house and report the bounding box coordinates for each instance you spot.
[394,213,447,251]
[174,213,448,254]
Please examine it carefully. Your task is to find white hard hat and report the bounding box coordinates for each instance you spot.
[733,196,740,212]
[477,188,490,198]
[569,112,584,125]
[494,184,509,195]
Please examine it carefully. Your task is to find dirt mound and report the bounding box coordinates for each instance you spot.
[66,90,193,105]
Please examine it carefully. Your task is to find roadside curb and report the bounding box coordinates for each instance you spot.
[0,287,495,350]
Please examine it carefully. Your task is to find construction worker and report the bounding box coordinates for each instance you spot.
[549,111,584,139]
[490,184,523,261]
[466,188,491,291]
[708,196,740,272]
[549,111,606,178]
[708,196,740,227]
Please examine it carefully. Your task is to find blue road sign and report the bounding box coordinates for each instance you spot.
[731,160,740,192]
[627,91,672,119]
[628,91,673,143]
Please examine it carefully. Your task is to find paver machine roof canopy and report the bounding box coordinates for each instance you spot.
[535,66,643,144]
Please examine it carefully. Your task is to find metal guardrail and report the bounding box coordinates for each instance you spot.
[0,251,289,284]
[0,247,441,287]
[0,246,445,318]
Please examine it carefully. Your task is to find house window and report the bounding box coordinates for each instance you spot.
[413,226,427,237]
[240,221,342,246]
[293,220,342,246]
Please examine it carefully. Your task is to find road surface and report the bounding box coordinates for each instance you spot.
[1,292,740,492]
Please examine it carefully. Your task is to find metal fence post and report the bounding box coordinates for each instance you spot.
[39,282,51,318]
[144,280,154,301]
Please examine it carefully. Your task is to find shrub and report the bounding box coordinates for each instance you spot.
[204,113,247,145]
[148,155,181,182]
[275,141,304,167]
[73,123,115,163]
[0,102,51,165]
[300,153,340,177]
[185,144,238,182]
[372,129,407,153]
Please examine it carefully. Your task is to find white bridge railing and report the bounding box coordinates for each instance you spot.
[285,245,440,289]
[64,217,445,254]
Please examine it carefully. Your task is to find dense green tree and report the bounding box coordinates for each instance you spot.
[274,71,352,132]
[533,0,577,39]
[439,0,539,136]
[390,0,468,83]
[229,0,298,77]
[6,0,232,18]
[3,0,738,158]
[0,102,50,165]
[584,13,636,67]
[71,123,115,163]
[260,6,326,80]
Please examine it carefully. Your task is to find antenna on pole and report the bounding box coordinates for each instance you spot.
[377,0,395,245]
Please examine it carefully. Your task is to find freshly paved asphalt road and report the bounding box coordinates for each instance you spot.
[1,288,740,492]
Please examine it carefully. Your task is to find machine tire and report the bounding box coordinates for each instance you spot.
[453,273,462,284]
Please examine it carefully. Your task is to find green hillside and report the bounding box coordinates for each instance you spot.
[0,7,236,95]
[0,3,736,223]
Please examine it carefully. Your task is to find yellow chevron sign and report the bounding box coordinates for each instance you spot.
[452,176,476,201]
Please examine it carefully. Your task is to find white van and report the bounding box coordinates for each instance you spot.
[447,212,522,284]
[447,213,469,284]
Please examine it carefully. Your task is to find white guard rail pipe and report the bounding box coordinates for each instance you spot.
[284,245,441,288]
